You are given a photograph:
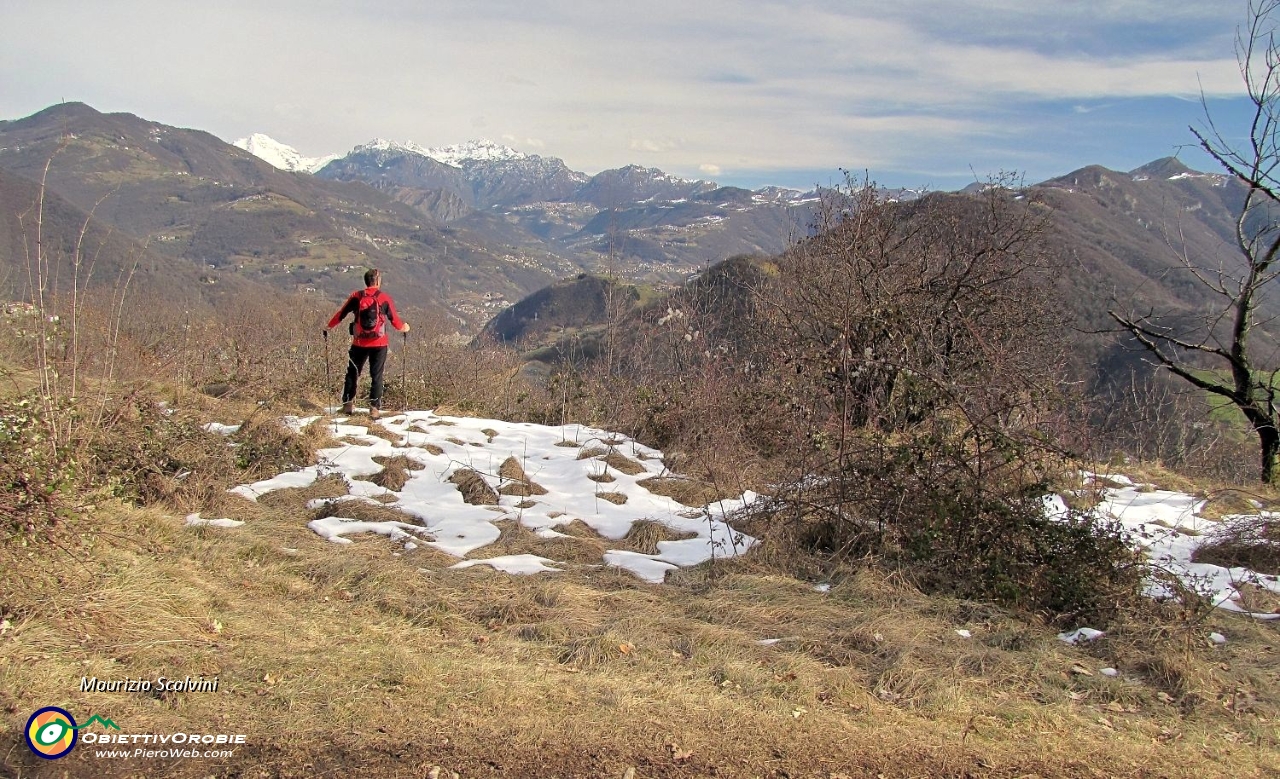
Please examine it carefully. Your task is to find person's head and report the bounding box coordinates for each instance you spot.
[364,268,381,288]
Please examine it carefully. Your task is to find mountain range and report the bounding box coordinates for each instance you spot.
[0,102,1266,359]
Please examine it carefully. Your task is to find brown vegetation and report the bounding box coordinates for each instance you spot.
[496,455,549,496]
[448,468,499,506]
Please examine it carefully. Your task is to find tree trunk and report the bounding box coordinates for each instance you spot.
[1260,423,1280,485]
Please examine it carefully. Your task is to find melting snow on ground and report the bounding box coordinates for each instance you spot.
[185,513,244,529]
[227,410,756,583]
[1054,473,1280,622]
[214,411,1277,605]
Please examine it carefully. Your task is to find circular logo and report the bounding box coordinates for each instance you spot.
[25,707,77,759]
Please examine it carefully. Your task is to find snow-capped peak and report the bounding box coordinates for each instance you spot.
[347,138,530,167]
[353,138,435,158]
[233,133,338,174]
[425,139,528,165]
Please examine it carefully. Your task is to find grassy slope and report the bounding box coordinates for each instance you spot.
[1,409,1277,777]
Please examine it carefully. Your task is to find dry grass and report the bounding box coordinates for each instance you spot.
[595,491,628,505]
[447,468,499,506]
[1193,515,1280,575]
[1234,583,1280,614]
[257,473,350,511]
[482,519,607,566]
[1197,490,1270,521]
[1,500,1277,778]
[1,372,1277,777]
[601,450,646,476]
[311,497,418,526]
[496,456,549,497]
[621,519,699,555]
[638,475,724,507]
[361,454,425,491]
[363,421,404,444]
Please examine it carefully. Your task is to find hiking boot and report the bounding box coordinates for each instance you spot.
[340,402,354,415]
[369,407,382,420]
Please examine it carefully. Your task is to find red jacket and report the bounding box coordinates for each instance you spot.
[328,287,405,348]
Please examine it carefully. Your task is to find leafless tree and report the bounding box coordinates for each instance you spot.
[1111,0,1280,483]
[753,176,1068,544]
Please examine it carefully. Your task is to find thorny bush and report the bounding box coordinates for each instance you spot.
[0,395,76,541]
[751,179,1144,621]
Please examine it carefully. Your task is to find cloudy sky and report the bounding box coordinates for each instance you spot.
[0,0,1258,190]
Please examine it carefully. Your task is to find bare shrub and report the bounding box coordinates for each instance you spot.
[1193,514,1280,574]
[1089,367,1257,484]
[380,317,524,417]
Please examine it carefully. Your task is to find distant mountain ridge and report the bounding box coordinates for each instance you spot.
[274,128,817,280]
[484,155,1272,390]
[0,101,1258,356]
[238,131,779,209]
[0,102,557,327]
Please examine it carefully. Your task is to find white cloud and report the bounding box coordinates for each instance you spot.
[700,163,722,176]
[0,0,1256,187]
[629,138,680,153]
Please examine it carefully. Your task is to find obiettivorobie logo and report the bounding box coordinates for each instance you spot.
[25,707,120,760]
[24,706,247,761]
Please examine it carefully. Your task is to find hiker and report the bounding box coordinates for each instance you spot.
[324,268,409,419]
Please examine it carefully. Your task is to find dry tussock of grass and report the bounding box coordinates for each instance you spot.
[496,456,549,496]
[362,421,404,444]
[1197,489,1268,520]
[1095,462,1202,494]
[559,630,638,669]
[576,445,609,460]
[431,403,482,418]
[447,468,499,505]
[638,475,723,507]
[554,519,603,539]
[601,450,646,476]
[621,519,698,555]
[1192,510,1280,576]
[355,454,424,491]
[1233,582,1280,613]
[309,497,419,527]
[511,522,612,567]
[595,490,628,505]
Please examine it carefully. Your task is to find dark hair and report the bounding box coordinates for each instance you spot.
[364,268,380,287]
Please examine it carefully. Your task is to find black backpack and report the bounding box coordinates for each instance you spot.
[353,290,386,338]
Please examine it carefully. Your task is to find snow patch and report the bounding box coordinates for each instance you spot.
[184,513,243,529]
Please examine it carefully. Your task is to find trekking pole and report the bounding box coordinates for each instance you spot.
[400,329,408,412]
[322,328,333,412]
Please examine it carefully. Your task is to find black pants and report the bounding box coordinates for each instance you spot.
[342,345,389,408]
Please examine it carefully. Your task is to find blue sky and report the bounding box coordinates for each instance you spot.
[0,0,1257,190]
